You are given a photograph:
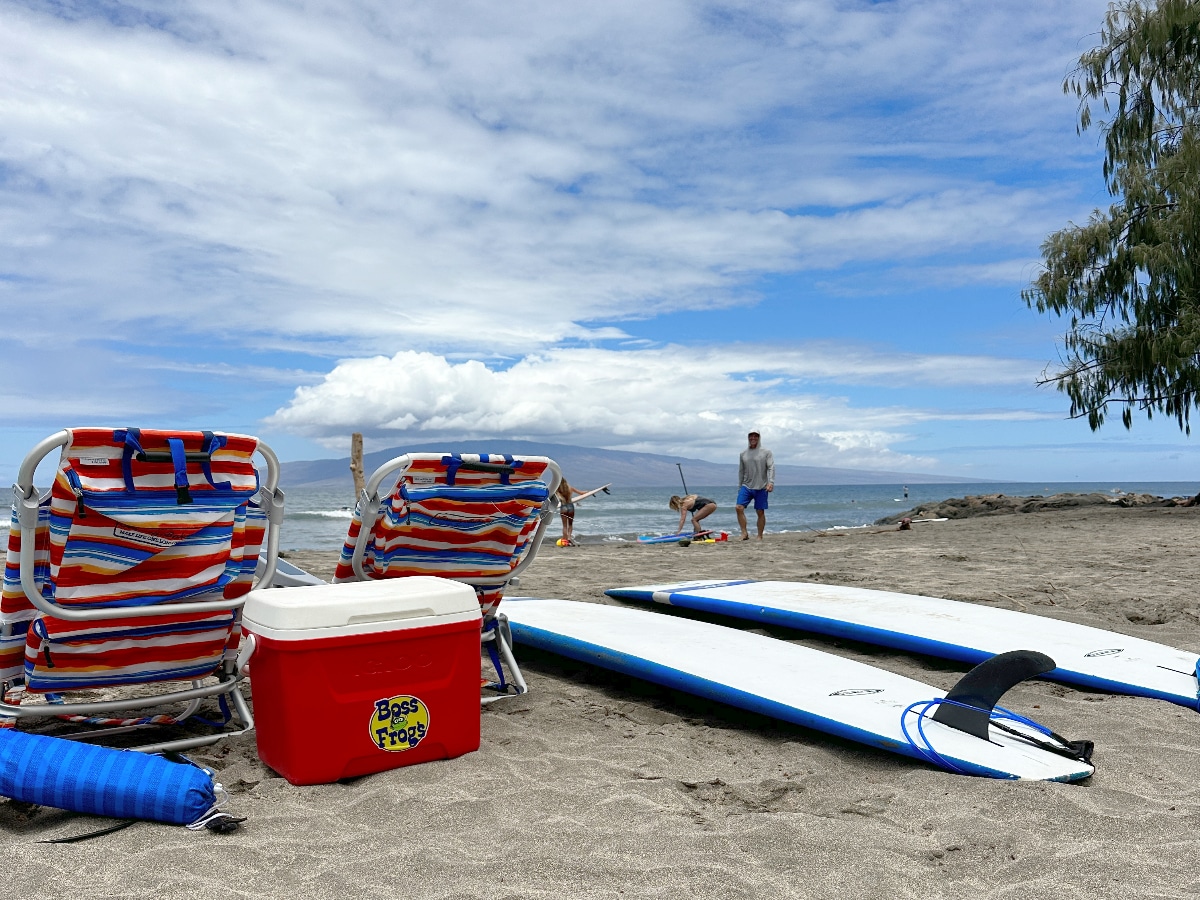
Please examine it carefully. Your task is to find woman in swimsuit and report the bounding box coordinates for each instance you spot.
[557,479,577,546]
[668,493,717,534]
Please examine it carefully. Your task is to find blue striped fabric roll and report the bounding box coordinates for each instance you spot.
[0,729,215,825]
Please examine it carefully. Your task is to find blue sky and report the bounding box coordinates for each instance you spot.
[3,0,1197,485]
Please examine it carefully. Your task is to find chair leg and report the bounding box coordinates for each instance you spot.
[130,678,255,754]
[481,613,528,704]
[495,614,528,695]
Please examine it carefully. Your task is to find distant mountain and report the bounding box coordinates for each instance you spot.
[278,440,980,488]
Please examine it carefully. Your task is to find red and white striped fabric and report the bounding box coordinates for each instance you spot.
[1,428,265,699]
[334,454,553,618]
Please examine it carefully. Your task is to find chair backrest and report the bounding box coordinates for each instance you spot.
[334,453,561,617]
[1,428,279,694]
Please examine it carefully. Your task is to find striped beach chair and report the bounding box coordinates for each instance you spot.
[334,452,561,702]
[1,428,284,751]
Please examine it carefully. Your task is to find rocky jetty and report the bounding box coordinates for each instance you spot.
[875,490,1200,525]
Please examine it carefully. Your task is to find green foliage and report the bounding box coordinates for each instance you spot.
[1024,0,1200,431]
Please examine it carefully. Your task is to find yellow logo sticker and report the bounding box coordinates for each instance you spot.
[369,695,430,752]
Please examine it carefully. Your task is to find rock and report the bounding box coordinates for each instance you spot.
[874,491,1182,525]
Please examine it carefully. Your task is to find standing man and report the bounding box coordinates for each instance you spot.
[736,430,774,540]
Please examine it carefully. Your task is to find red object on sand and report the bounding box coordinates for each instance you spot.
[242,578,482,786]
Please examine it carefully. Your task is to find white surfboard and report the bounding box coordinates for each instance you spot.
[605,580,1200,710]
[503,598,1094,782]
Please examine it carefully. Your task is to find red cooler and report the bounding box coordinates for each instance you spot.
[242,577,482,785]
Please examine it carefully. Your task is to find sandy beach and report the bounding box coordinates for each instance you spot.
[5,503,1200,898]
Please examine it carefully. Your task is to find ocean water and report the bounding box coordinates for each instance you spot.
[276,480,1200,551]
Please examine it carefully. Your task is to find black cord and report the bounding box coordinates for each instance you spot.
[38,819,137,844]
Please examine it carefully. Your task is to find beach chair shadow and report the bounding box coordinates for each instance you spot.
[2,428,284,752]
[334,452,561,703]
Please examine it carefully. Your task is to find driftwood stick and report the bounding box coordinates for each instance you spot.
[350,432,365,501]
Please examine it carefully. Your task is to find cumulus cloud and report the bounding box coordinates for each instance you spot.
[266,344,1048,469]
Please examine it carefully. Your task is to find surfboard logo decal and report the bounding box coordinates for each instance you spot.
[829,688,883,696]
[1084,648,1123,657]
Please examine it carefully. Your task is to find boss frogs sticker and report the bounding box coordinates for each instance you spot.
[370,694,429,752]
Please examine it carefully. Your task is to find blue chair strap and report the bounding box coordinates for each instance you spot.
[440,453,522,486]
[166,438,193,505]
[115,428,144,494]
[115,428,227,504]
[442,454,463,486]
[198,432,231,491]
[482,618,507,690]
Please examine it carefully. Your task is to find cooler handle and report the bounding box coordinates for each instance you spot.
[236,633,257,675]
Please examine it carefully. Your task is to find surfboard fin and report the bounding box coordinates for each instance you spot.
[933,650,1055,739]
[932,650,1093,765]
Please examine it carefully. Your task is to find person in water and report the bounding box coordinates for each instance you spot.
[556,479,577,546]
[669,493,717,534]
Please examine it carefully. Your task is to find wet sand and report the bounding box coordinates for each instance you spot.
[5,505,1200,899]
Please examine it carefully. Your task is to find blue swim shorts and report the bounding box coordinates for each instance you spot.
[736,486,769,510]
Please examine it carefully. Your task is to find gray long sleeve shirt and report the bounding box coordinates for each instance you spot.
[738,447,775,490]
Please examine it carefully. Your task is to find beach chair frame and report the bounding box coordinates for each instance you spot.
[2,428,285,752]
[340,452,561,703]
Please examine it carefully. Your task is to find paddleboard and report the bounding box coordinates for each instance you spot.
[503,598,1093,781]
[637,530,715,544]
[571,484,611,504]
[605,580,1200,710]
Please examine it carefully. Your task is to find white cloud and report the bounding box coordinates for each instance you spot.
[265,344,1049,469]
[0,0,1108,355]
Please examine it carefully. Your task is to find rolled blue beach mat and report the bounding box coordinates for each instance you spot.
[0,729,217,826]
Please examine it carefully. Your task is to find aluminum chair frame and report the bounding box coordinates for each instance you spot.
[345,452,561,704]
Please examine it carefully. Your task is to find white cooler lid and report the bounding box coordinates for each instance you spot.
[243,576,481,640]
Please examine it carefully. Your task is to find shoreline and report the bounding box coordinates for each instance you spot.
[280,490,1200,555]
[285,503,1200,632]
[277,485,1200,554]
